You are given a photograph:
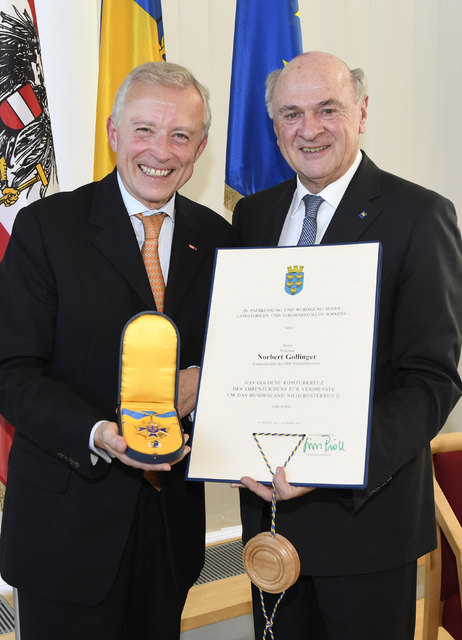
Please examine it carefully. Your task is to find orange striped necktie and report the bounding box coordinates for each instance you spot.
[136,212,167,312]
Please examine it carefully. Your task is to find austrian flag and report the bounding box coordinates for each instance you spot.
[0,0,59,487]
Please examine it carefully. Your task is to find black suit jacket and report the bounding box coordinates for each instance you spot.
[233,152,462,575]
[0,169,237,604]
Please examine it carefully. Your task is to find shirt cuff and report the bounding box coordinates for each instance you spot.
[187,365,199,421]
[89,420,115,465]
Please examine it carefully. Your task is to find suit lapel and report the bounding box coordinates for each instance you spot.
[87,170,155,309]
[322,153,383,244]
[256,162,382,247]
[164,195,207,318]
[265,179,297,246]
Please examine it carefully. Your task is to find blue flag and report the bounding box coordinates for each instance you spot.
[225,0,302,209]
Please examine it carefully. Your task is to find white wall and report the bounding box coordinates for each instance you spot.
[34,1,100,191]
[32,1,462,535]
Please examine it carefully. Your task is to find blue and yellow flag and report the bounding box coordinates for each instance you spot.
[93,0,165,181]
[225,0,302,210]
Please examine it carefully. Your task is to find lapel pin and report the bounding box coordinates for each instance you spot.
[358,211,368,220]
[188,243,198,251]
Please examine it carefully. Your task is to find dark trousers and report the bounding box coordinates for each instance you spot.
[252,561,417,640]
[17,481,187,640]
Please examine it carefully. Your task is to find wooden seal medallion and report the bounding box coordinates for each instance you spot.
[243,531,300,593]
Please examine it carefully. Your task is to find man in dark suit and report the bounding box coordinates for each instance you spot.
[232,51,462,640]
[0,62,236,639]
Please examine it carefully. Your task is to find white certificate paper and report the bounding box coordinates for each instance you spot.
[187,242,381,488]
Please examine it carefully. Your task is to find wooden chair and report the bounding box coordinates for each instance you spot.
[422,432,462,640]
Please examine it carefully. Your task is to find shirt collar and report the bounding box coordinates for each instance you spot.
[116,171,176,220]
[292,150,363,213]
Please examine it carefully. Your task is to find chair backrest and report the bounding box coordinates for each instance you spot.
[433,451,462,601]
[425,432,462,640]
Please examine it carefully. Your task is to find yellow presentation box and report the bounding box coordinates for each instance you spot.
[118,312,184,463]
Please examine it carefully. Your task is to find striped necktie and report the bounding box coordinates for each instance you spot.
[136,213,167,312]
[297,194,323,246]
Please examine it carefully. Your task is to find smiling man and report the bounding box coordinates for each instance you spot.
[0,62,236,640]
[269,52,367,195]
[106,71,209,212]
[232,52,462,640]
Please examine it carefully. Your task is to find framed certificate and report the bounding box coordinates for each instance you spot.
[187,242,381,489]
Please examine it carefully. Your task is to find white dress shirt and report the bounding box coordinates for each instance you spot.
[278,151,363,246]
[117,172,175,282]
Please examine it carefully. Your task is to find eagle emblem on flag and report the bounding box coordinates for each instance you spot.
[0,4,58,220]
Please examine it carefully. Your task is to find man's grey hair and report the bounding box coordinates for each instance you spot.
[112,61,211,140]
[265,64,368,120]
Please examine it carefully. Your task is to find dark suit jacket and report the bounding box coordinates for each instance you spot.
[0,169,237,604]
[233,152,462,576]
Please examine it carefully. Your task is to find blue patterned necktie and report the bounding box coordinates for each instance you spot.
[297,194,323,245]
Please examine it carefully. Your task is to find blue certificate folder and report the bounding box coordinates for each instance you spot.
[187,242,382,489]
